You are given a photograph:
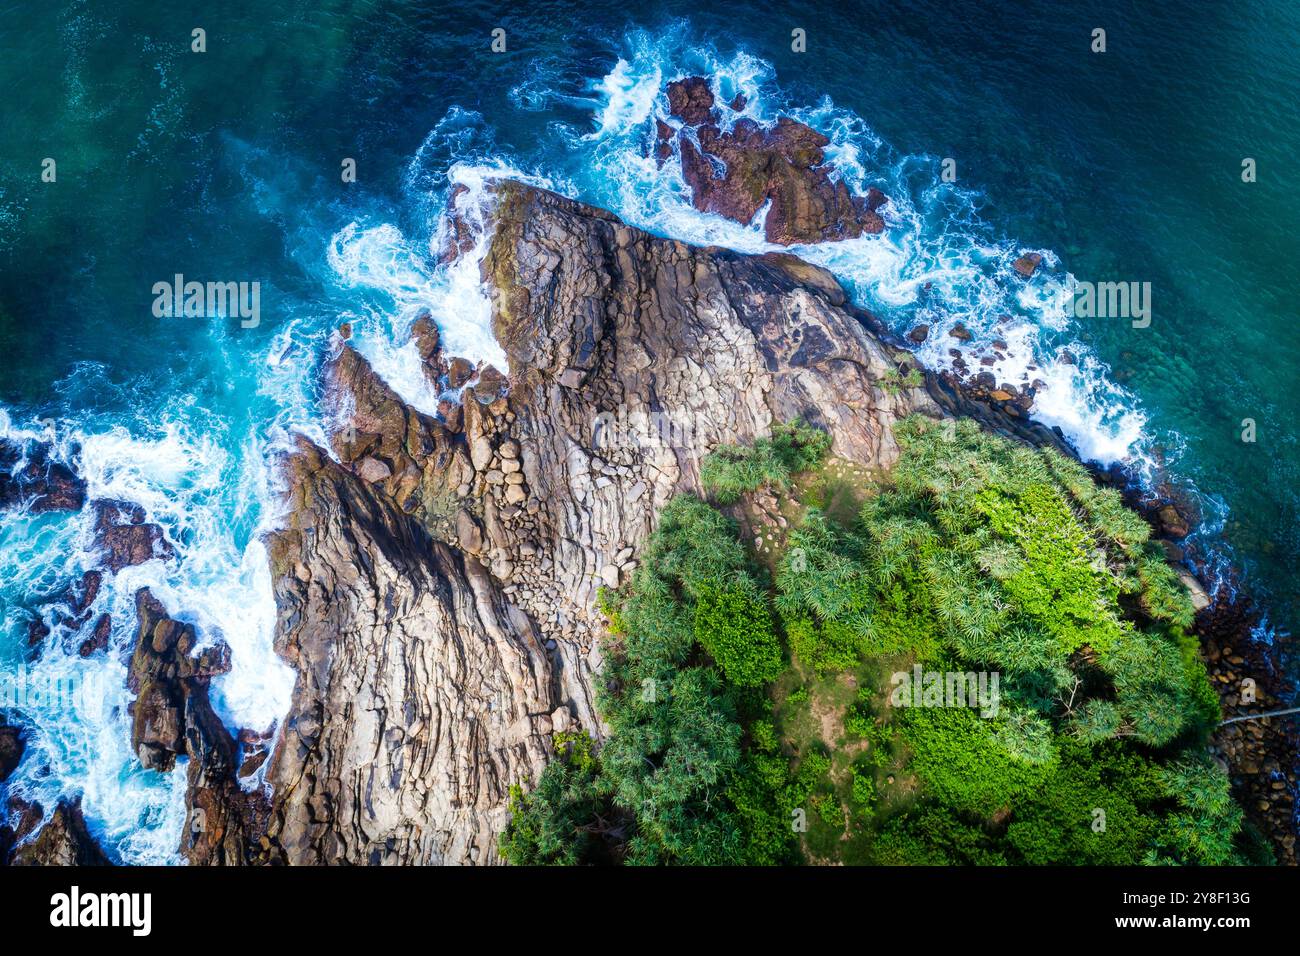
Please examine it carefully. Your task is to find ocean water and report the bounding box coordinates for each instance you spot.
[1,0,1296,861]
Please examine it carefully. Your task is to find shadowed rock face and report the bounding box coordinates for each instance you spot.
[5,799,110,866]
[261,441,557,865]
[664,76,886,245]
[0,439,87,513]
[0,724,24,782]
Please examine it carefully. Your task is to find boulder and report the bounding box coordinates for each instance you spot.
[0,439,87,513]
[1012,252,1043,277]
[92,499,175,572]
[0,723,25,781]
[7,799,111,866]
[665,81,885,245]
[127,588,231,772]
[665,76,717,126]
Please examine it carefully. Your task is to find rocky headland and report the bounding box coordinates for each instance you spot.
[1,76,1294,865]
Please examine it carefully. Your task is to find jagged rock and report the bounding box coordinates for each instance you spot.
[1012,252,1043,277]
[907,325,929,343]
[260,441,556,864]
[472,365,509,404]
[0,438,87,513]
[7,799,110,866]
[67,569,102,613]
[437,183,479,264]
[677,113,885,245]
[127,588,231,772]
[447,356,476,389]
[410,309,448,384]
[0,723,24,781]
[78,613,112,657]
[653,119,674,164]
[666,76,717,126]
[92,499,175,572]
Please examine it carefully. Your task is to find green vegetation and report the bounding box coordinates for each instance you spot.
[501,416,1255,866]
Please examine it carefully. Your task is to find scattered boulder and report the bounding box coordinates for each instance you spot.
[1012,252,1043,278]
[472,365,509,404]
[447,356,476,389]
[907,325,929,344]
[92,499,175,572]
[948,322,973,342]
[666,76,717,126]
[0,439,87,513]
[437,183,479,264]
[410,310,448,385]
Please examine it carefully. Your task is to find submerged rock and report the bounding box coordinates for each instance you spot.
[1012,252,1043,277]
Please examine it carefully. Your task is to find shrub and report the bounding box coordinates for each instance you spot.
[693,583,783,687]
[900,706,1055,817]
[701,420,830,503]
[1005,740,1162,865]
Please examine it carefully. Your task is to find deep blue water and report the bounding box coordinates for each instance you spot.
[1,0,1296,860]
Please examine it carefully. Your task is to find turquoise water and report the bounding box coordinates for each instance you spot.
[1,1,1296,860]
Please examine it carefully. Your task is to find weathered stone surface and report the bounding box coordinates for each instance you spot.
[92,499,175,572]
[0,438,87,513]
[260,440,556,864]
[6,799,111,866]
[0,723,24,781]
[662,77,885,245]
[666,76,717,126]
[128,589,231,773]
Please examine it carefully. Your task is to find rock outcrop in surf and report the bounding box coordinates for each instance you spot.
[663,76,887,245]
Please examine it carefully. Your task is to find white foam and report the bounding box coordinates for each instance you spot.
[561,34,1151,469]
